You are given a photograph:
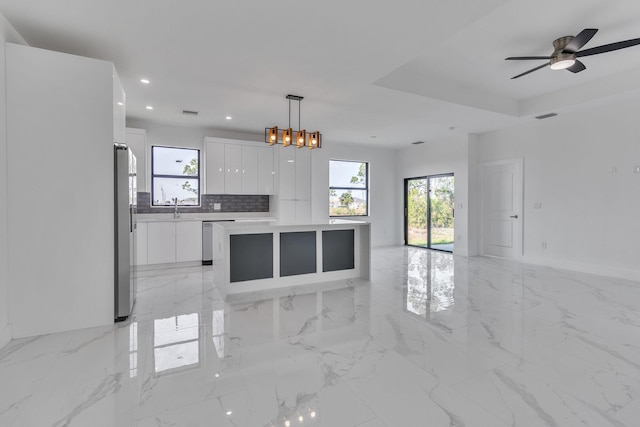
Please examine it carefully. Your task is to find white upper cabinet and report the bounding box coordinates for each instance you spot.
[276,147,312,224]
[204,138,274,195]
[205,141,225,194]
[241,145,258,194]
[225,144,242,194]
[112,67,126,143]
[257,146,275,195]
[278,147,296,199]
[278,147,311,200]
[295,148,311,200]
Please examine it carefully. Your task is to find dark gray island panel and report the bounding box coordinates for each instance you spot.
[322,229,355,272]
[230,233,273,282]
[280,231,317,276]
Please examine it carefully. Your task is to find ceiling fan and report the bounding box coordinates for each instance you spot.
[506,28,640,79]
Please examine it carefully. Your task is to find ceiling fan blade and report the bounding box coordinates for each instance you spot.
[566,60,586,73]
[576,38,640,57]
[563,28,598,53]
[505,56,551,60]
[511,63,549,79]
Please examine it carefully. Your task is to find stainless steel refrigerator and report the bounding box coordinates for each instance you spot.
[115,143,137,321]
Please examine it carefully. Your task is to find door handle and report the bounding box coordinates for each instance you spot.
[510,214,518,219]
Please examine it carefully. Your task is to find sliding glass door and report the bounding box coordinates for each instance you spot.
[404,174,454,252]
[406,178,428,246]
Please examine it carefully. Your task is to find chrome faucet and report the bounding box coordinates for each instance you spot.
[173,197,180,219]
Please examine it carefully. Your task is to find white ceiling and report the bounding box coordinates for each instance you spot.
[2,0,640,148]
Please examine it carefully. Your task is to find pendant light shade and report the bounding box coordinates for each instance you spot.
[265,95,321,149]
[307,131,321,149]
[268,127,278,145]
[282,128,293,147]
[296,130,306,148]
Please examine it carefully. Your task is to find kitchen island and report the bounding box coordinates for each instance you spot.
[212,219,371,297]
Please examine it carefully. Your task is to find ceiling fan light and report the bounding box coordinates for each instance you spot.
[550,53,576,70]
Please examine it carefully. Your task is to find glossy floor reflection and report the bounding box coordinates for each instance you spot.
[2,247,640,426]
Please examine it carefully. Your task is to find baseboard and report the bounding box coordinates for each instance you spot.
[0,323,11,351]
[522,255,640,282]
[135,260,202,272]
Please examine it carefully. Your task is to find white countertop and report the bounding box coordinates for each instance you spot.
[213,218,370,231]
[136,213,277,222]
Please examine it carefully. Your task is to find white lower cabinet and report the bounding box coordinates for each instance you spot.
[144,220,202,265]
[176,221,203,262]
[135,222,148,265]
[147,222,176,264]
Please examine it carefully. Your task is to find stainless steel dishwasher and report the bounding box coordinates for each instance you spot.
[202,221,233,265]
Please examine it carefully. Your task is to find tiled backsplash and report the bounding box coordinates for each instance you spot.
[137,192,269,214]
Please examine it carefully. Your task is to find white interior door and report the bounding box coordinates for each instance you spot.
[480,159,523,259]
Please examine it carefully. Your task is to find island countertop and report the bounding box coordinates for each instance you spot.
[214,218,370,231]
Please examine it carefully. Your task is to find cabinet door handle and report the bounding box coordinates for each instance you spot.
[510,214,518,219]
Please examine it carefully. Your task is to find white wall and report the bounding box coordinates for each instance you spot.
[310,142,399,247]
[6,44,117,338]
[0,13,26,349]
[476,98,640,281]
[396,135,477,256]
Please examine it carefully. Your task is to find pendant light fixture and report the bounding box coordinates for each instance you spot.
[265,95,322,149]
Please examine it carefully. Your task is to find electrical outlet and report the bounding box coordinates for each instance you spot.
[541,241,547,249]
[609,167,618,175]
[534,202,542,209]
[213,203,221,211]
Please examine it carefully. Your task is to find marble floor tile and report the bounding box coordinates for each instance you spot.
[1,246,640,426]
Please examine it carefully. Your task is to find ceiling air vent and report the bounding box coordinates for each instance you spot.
[412,141,425,145]
[535,112,558,120]
[182,110,199,116]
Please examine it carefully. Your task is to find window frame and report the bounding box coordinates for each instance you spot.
[151,145,201,207]
[329,159,369,217]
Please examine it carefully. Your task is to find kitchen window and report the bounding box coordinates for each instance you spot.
[151,146,200,206]
[329,160,368,217]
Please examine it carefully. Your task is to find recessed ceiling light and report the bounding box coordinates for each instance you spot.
[117,102,123,106]
[146,105,153,110]
[140,78,150,84]
[225,116,232,120]
[226,411,232,416]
